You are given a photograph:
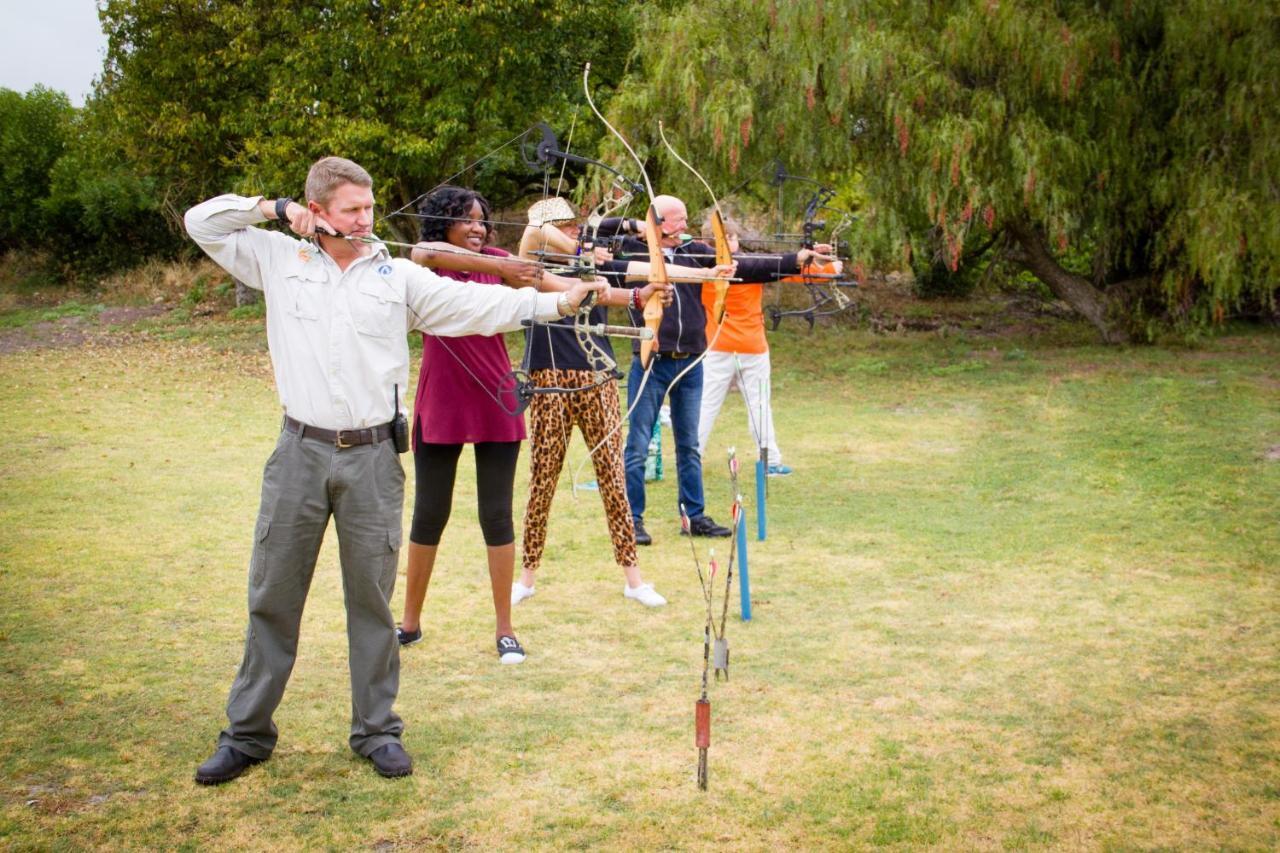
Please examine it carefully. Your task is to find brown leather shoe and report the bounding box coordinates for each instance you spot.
[369,742,413,778]
[194,745,265,785]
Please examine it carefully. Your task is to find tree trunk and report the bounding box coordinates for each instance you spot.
[234,279,260,307]
[1006,220,1131,345]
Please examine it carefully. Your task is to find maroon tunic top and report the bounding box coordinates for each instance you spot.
[413,247,527,445]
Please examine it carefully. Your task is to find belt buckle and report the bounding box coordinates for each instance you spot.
[335,430,355,449]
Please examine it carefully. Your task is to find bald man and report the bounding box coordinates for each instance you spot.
[615,195,827,545]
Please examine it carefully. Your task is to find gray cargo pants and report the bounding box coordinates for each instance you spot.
[217,427,405,759]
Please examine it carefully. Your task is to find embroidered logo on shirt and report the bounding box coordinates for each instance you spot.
[297,246,314,263]
[377,263,393,277]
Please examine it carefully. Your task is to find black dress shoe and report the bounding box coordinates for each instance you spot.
[369,742,413,778]
[633,519,652,546]
[194,745,264,785]
[682,515,731,537]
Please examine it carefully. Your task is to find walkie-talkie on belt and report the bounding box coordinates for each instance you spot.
[391,384,409,453]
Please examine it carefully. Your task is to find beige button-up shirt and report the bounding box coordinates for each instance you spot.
[185,195,561,430]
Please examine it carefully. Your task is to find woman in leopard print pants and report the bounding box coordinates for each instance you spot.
[512,199,728,607]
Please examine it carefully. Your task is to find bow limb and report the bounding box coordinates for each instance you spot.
[583,62,668,368]
[657,121,731,326]
[708,209,732,325]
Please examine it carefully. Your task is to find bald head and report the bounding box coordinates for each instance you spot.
[651,195,688,246]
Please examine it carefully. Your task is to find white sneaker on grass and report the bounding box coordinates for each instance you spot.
[623,583,667,607]
[511,580,536,605]
[497,635,526,664]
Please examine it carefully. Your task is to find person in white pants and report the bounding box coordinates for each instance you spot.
[697,345,785,474]
[695,219,840,475]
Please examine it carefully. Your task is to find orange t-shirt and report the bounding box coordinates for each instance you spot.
[702,283,767,354]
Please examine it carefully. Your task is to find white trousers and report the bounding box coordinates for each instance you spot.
[696,350,782,466]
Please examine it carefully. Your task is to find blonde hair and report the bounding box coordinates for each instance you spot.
[305,156,373,206]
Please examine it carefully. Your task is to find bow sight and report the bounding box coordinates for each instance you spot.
[769,159,856,249]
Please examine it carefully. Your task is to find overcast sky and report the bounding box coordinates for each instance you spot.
[0,1,109,106]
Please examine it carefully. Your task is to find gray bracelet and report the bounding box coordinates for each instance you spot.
[275,197,292,222]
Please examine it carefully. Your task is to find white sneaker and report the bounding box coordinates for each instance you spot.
[497,635,526,664]
[623,583,667,607]
[511,581,536,605]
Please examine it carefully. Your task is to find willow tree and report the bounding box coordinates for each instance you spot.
[609,0,1279,342]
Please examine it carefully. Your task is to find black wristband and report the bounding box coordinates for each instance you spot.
[275,197,292,223]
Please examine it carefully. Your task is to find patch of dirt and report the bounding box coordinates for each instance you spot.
[1263,446,1280,462]
[0,305,168,355]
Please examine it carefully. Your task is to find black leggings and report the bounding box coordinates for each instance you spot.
[410,441,520,546]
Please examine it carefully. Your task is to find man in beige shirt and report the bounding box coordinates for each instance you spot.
[185,156,600,783]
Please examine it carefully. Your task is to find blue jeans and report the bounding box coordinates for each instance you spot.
[625,354,705,523]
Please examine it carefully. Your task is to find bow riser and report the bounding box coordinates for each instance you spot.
[640,204,667,368]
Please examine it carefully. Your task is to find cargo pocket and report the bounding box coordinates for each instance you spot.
[378,526,402,584]
[249,517,272,586]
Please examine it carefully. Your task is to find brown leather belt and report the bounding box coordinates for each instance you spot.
[283,415,394,449]
[663,351,693,360]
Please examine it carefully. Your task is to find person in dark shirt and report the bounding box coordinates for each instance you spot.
[512,198,732,606]
[615,195,830,545]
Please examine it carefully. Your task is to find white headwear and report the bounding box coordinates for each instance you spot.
[527,197,577,227]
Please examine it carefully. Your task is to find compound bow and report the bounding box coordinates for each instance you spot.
[766,161,860,330]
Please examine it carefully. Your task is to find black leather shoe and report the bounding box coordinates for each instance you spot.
[194,745,264,785]
[633,519,652,546]
[369,742,413,778]
[682,515,731,537]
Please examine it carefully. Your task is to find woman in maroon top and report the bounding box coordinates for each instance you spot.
[396,186,533,664]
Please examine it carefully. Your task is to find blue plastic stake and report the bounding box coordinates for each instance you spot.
[737,509,752,621]
[755,459,767,541]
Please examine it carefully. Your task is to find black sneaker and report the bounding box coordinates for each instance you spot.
[497,635,526,664]
[633,518,653,546]
[682,515,732,537]
[396,625,422,646]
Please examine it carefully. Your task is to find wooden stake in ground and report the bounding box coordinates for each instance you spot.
[683,448,745,790]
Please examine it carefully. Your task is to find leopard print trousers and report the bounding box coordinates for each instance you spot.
[521,369,638,572]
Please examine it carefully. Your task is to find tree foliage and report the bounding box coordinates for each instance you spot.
[0,85,169,271]
[609,0,1280,341]
[95,0,634,243]
[0,87,75,248]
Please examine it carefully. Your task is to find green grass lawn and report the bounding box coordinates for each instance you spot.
[0,314,1277,849]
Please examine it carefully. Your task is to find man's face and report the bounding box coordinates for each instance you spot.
[313,182,374,238]
[654,198,687,248]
